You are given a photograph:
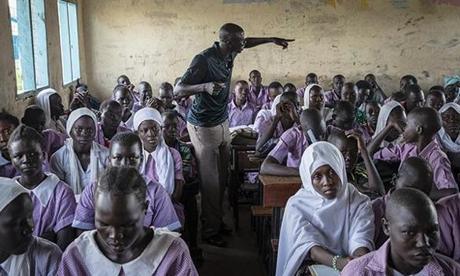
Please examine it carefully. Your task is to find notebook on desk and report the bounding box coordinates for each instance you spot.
[309,265,340,276]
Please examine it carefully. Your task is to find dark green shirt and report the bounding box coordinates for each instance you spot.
[180,42,236,127]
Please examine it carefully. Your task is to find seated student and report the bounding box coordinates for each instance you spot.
[355,80,373,110]
[260,108,325,176]
[400,74,418,92]
[0,111,20,178]
[73,132,181,232]
[436,193,460,262]
[283,83,296,94]
[373,107,458,199]
[248,70,268,109]
[133,108,185,218]
[372,157,433,249]
[445,83,459,104]
[69,81,101,112]
[276,142,374,275]
[0,178,63,275]
[22,105,66,159]
[8,125,76,250]
[35,88,66,134]
[303,84,332,121]
[260,81,283,110]
[342,188,460,276]
[132,81,153,112]
[328,130,385,198]
[254,92,299,154]
[365,73,387,104]
[341,82,368,126]
[50,108,109,195]
[326,101,371,144]
[59,167,198,276]
[425,89,446,111]
[437,102,460,153]
[228,80,256,128]
[117,74,139,105]
[296,72,318,103]
[94,100,129,148]
[405,84,425,113]
[159,82,188,138]
[324,74,345,108]
[113,85,135,129]
[363,101,380,136]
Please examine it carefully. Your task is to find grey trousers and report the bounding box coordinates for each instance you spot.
[187,120,230,238]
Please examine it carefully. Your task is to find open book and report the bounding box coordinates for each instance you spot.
[309,265,340,276]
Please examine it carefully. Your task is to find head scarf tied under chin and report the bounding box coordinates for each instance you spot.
[65,107,101,194]
[303,84,324,110]
[133,107,175,194]
[275,142,374,276]
[36,88,58,129]
[438,103,460,153]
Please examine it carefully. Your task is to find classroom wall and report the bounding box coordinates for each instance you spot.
[0,0,86,117]
[82,0,460,100]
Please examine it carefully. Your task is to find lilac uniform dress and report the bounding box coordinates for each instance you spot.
[0,236,62,276]
[341,240,460,276]
[14,174,76,238]
[228,101,256,128]
[371,192,391,249]
[94,123,130,148]
[248,85,269,110]
[58,230,198,276]
[436,193,460,262]
[42,129,66,160]
[324,89,341,108]
[0,153,19,178]
[268,126,310,168]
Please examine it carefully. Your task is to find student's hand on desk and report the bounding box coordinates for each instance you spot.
[272,38,295,49]
[203,82,225,96]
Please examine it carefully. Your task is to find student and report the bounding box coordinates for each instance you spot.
[254,92,299,153]
[342,188,460,276]
[324,74,345,108]
[69,81,101,112]
[437,102,460,153]
[364,73,386,104]
[133,81,153,112]
[405,84,425,113]
[248,70,268,109]
[326,101,371,144]
[373,107,458,199]
[400,74,418,92]
[276,142,374,275]
[8,125,76,250]
[303,83,333,122]
[22,105,66,159]
[260,108,325,176]
[436,193,460,262]
[0,111,20,178]
[425,89,446,111]
[35,88,66,134]
[113,85,135,129]
[445,83,459,103]
[260,81,283,110]
[50,108,109,195]
[355,80,373,109]
[228,80,256,128]
[159,82,176,110]
[296,72,318,103]
[341,82,357,107]
[372,157,433,248]
[0,177,62,275]
[363,101,380,136]
[117,74,139,105]
[72,132,181,232]
[283,83,296,94]
[58,167,198,276]
[94,100,129,148]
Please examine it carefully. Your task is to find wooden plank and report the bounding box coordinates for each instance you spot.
[259,175,301,208]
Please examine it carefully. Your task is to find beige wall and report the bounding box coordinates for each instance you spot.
[0,0,85,118]
[82,0,460,100]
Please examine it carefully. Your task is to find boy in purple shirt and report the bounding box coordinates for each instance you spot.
[324,74,345,108]
[296,72,318,105]
[342,188,460,276]
[113,85,135,129]
[373,107,458,199]
[405,84,425,113]
[247,70,269,110]
[228,80,256,127]
[95,100,130,148]
[132,81,153,112]
[0,111,20,178]
[8,125,76,250]
[425,89,446,111]
[59,167,198,276]
[436,193,460,263]
[72,132,181,232]
[260,81,283,110]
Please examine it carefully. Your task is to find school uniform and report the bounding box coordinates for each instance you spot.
[303,84,334,122]
[248,85,269,109]
[341,240,460,275]
[14,174,76,238]
[324,89,341,108]
[253,95,285,141]
[120,113,134,130]
[0,153,19,178]
[371,192,391,249]
[374,140,458,191]
[228,100,256,128]
[58,229,198,276]
[437,103,460,153]
[267,126,310,168]
[94,122,130,148]
[436,194,460,262]
[296,86,307,100]
[72,179,181,231]
[42,129,66,160]
[36,88,67,135]
[260,101,272,110]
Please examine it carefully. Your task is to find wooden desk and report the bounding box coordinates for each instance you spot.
[259,175,301,208]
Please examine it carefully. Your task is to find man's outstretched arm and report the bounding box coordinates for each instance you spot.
[244,37,294,49]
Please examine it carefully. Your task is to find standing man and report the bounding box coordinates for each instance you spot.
[174,23,293,247]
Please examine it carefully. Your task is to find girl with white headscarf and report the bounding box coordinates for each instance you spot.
[276,142,374,276]
[0,177,62,275]
[35,88,66,134]
[50,108,109,195]
[437,102,460,153]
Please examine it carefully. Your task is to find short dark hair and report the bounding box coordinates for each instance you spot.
[268,81,283,90]
[8,124,43,148]
[99,100,121,112]
[159,82,174,92]
[355,80,372,91]
[112,84,130,95]
[110,132,143,154]
[235,80,249,87]
[409,107,441,135]
[0,110,20,128]
[21,105,45,125]
[96,166,146,202]
[401,74,418,84]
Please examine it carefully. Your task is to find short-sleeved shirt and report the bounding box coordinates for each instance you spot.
[181,42,236,127]
[228,100,256,128]
[436,194,460,262]
[248,85,269,109]
[268,126,309,168]
[324,89,341,108]
[42,129,66,160]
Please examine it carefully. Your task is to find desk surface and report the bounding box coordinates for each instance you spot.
[259,175,301,208]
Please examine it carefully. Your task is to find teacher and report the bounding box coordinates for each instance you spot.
[174,23,294,247]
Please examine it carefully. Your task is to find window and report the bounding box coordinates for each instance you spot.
[9,0,49,95]
[58,0,80,85]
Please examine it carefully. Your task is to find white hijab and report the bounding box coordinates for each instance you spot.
[253,94,282,133]
[0,178,30,276]
[372,100,405,149]
[134,108,175,195]
[276,142,374,276]
[65,108,104,194]
[438,103,460,153]
[303,84,324,110]
[36,88,58,129]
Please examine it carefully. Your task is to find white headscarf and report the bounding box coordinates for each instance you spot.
[134,108,175,195]
[373,100,404,139]
[303,84,324,110]
[65,108,103,194]
[276,142,374,276]
[253,94,282,133]
[36,88,58,129]
[438,103,460,153]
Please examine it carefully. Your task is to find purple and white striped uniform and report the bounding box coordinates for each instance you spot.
[228,101,256,128]
[58,230,198,276]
